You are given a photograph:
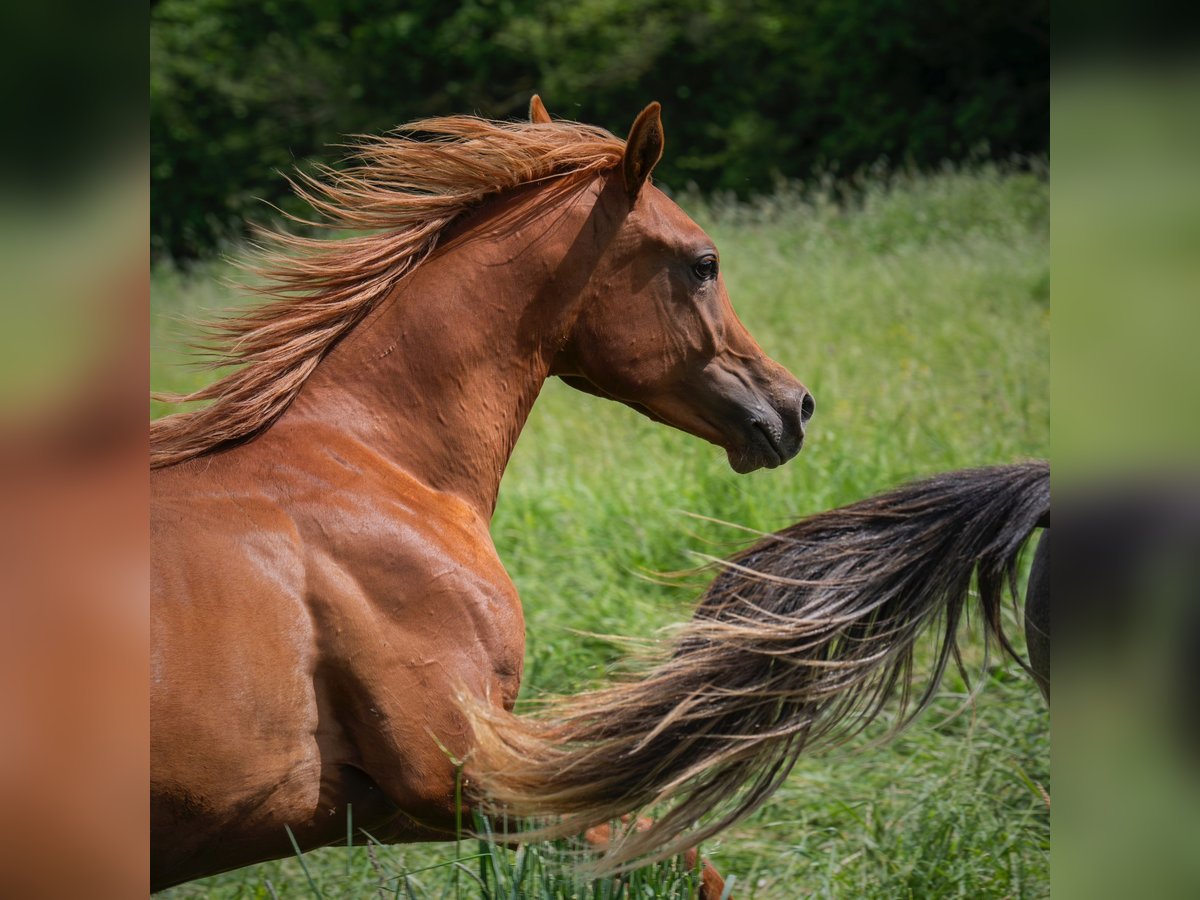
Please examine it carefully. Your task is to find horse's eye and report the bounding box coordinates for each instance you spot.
[692,256,719,281]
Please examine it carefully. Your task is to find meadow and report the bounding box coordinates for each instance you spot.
[153,164,1049,898]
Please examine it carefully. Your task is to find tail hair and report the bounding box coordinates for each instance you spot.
[464,460,1049,869]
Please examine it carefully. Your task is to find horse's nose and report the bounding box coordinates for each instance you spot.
[774,386,813,462]
[799,389,816,429]
[785,386,814,438]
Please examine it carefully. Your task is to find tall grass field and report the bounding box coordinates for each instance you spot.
[153,165,1049,898]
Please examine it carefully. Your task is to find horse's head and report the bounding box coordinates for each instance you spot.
[550,101,814,473]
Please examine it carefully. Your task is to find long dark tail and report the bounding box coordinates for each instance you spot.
[465,461,1050,868]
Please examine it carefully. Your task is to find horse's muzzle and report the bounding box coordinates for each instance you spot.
[726,386,814,474]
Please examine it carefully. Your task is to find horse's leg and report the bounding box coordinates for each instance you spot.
[584,818,728,899]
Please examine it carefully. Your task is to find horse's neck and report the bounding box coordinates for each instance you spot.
[284,176,614,519]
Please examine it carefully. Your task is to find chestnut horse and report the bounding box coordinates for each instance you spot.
[150,99,812,890]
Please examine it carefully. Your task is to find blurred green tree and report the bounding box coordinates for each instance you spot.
[151,0,1047,259]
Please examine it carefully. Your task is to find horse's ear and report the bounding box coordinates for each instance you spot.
[623,102,664,201]
[529,95,552,124]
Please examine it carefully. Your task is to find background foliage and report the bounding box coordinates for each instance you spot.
[151,0,1048,259]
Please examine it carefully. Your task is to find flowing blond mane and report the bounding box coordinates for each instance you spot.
[151,116,626,469]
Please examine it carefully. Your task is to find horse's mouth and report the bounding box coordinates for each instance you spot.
[727,418,796,473]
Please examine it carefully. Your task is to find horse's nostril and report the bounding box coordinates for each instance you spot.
[800,391,816,425]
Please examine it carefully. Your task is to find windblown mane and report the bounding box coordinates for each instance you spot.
[151,117,625,469]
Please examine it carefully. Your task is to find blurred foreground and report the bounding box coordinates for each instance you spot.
[0,161,148,895]
[1053,61,1200,898]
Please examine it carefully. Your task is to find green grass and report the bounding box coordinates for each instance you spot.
[153,163,1049,898]
[162,812,712,899]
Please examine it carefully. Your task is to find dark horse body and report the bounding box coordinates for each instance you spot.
[1026,531,1051,700]
[151,102,810,890]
